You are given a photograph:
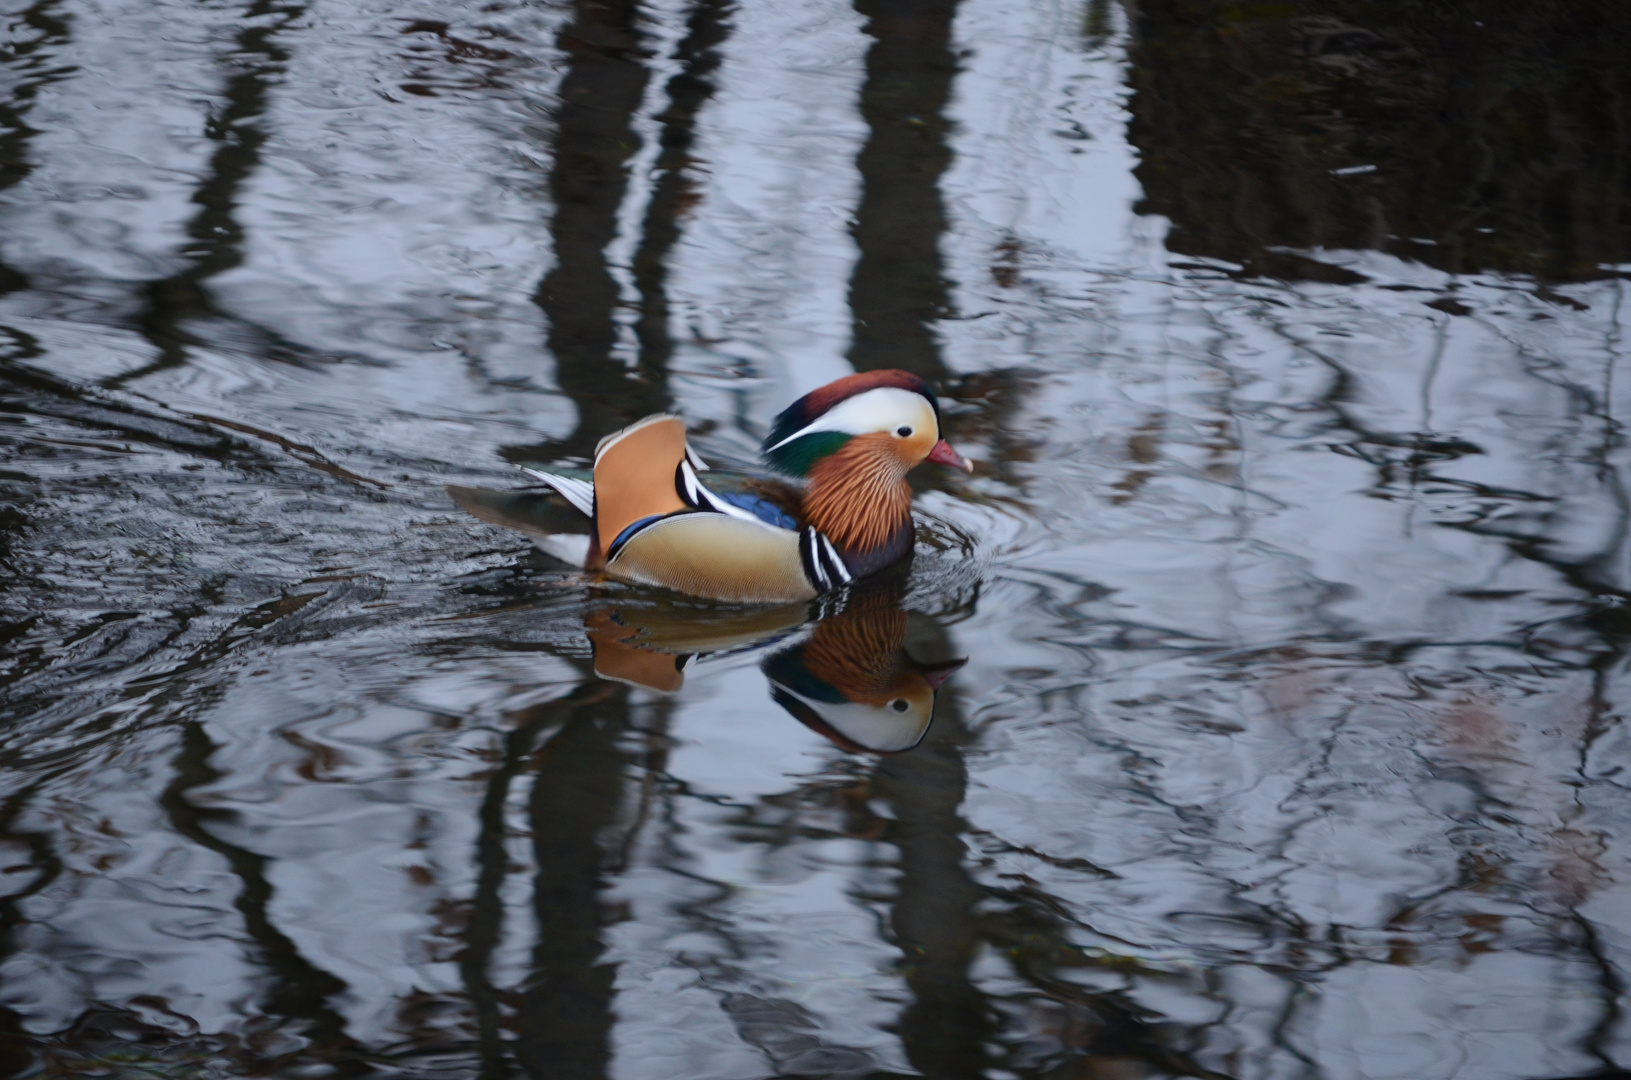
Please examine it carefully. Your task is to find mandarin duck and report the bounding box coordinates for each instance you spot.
[450,370,971,603]
[582,588,964,752]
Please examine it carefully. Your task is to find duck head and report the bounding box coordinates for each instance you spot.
[762,370,971,569]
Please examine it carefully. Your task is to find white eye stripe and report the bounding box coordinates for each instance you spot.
[766,388,935,452]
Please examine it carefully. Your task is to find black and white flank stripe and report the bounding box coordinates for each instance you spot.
[798,526,853,593]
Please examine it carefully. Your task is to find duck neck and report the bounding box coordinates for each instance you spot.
[801,438,915,572]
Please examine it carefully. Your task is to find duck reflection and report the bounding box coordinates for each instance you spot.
[585,587,963,753]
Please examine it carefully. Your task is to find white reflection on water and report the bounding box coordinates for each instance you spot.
[0,0,1629,1076]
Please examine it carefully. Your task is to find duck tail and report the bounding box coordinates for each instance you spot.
[446,483,596,568]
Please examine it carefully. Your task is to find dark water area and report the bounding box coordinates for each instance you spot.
[1129,0,1631,283]
[1,0,1630,1076]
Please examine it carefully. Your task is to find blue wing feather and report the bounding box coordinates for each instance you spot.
[715,491,799,530]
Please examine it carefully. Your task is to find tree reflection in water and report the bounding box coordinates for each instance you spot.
[0,0,1629,1076]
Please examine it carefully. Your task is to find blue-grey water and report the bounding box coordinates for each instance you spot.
[3,0,1631,1076]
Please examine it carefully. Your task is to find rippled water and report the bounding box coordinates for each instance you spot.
[3,0,1631,1076]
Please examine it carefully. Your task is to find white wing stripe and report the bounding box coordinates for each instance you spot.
[679,460,764,525]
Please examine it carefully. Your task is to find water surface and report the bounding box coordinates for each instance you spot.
[3,0,1631,1077]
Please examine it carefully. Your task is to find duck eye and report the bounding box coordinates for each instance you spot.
[889,699,910,713]
[895,426,913,438]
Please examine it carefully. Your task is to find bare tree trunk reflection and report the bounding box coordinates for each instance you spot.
[0,0,69,675]
[0,782,62,1079]
[513,686,632,1080]
[846,0,960,380]
[521,0,662,463]
[0,0,69,299]
[873,624,993,1078]
[109,0,307,388]
[158,720,363,1071]
[632,0,733,388]
[460,681,615,1079]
